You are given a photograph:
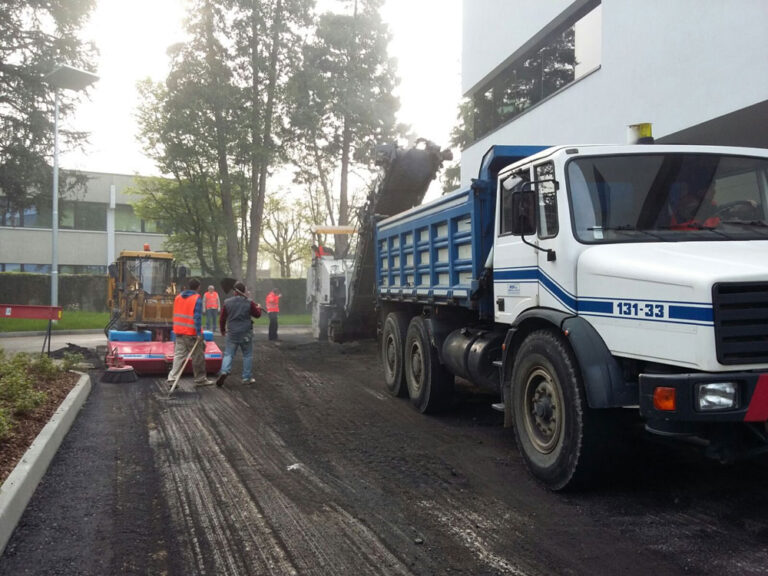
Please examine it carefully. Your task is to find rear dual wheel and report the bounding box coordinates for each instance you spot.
[404,316,453,413]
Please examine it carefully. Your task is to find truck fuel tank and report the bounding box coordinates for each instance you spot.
[442,328,505,391]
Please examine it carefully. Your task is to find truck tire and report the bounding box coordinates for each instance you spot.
[510,329,600,491]
[381,312,409,397]
[405,316,453,413]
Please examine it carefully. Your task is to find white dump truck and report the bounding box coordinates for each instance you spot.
[374,141,768,490]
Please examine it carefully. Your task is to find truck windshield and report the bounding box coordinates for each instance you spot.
[123,258,172,294]
[567,153,768,243]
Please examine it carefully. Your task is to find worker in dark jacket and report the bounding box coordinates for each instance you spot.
[167,278,213,387]
[216,281,263,387]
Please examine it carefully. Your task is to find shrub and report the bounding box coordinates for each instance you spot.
[0,407,10,442]
[0,355,46,415]
[0,351,58,438]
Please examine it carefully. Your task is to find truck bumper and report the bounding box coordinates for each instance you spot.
[639,372,768,424]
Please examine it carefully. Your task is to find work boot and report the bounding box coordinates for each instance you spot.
[195,378,215,387]
[216,372,229,388]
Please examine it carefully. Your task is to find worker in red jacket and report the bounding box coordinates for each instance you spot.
[265,287,281,341]
[203,285,221,333]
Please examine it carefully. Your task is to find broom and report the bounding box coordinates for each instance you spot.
[101,345,139,383]
[168,338,200,396]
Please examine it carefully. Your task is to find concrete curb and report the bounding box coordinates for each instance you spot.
[0,371,92,555]
[0,329,102,339]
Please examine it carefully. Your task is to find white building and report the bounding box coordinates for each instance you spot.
[0,171,169,273]
[460,0,768,188]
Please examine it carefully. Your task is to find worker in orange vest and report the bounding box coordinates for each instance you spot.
[167,278,213,387]
[203,285,221,333]
[265,286,281,341]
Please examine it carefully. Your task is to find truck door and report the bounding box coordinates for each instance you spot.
[494,166,539,324]
[531,162,563,312]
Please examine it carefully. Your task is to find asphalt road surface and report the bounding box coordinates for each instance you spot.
[2,328,768,575]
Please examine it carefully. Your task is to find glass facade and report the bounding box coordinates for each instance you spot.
[1,178,168,276]
[472,2,602,142]
[0,196,163,233]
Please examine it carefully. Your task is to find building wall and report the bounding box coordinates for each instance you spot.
[460,0,768,188]
[0,228,168,267]
[0,171,169,271]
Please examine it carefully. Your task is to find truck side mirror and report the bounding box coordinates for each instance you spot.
[177,265,188,283]
[511,190,536,236]
[108,263,118,279]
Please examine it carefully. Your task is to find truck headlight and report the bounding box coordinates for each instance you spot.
[696,382,739,411]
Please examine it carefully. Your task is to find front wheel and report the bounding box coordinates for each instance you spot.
[404,316,453,413]
[510,329,602,490]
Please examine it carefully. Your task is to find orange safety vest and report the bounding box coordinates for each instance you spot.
[173,294,200,336]
[204,291,219,310]
[265,291,280,313]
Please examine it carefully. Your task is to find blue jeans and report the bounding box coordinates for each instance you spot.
[205,309,218,332]
[219,334,253,380]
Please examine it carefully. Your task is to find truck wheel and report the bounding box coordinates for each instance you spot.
[510,329,598,491]
[405,317,453,413]
[381,312,409,397]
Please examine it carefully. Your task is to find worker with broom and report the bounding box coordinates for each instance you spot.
[167,278,214,388]
[216,280,263,387]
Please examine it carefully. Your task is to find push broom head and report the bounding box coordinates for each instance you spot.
[101,365,138,383]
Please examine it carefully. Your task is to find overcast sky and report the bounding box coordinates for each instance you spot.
[63,0,462,182]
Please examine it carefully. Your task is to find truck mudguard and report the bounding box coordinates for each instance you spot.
[502,309,632,409]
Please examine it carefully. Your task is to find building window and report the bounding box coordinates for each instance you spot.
[472,2,602,141]
[0,196,52,228]
[115,204,142,232]
[60,264,107,275]
[59,200,106,231]
[0,264,53,273]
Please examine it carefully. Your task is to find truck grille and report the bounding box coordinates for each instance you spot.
[713,282,768,365]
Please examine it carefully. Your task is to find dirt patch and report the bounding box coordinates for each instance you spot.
[0,370,78,486]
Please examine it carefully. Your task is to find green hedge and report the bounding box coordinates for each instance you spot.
[0,273,308,314]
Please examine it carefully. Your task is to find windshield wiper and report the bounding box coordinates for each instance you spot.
[719,219,768,228]
[587,225,666,240]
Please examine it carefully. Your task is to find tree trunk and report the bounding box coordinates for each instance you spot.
[204,2,242,278]
[246,0,283,289]
[312,136,336,227]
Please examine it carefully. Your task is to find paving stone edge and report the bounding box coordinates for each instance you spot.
[0,372,92,555]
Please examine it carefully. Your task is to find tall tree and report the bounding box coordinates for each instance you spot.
[441,98,473,194]
[260,191,313,278]
[135,0,246,278]
[130,176,229,277]
[224,0,313,288]
[287,0,401,256]
[0,0,97,215]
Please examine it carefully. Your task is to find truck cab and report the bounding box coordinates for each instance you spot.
[494,145,768,487]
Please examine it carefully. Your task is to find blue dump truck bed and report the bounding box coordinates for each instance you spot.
[375,184,496,317]
[374,145,548,320]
